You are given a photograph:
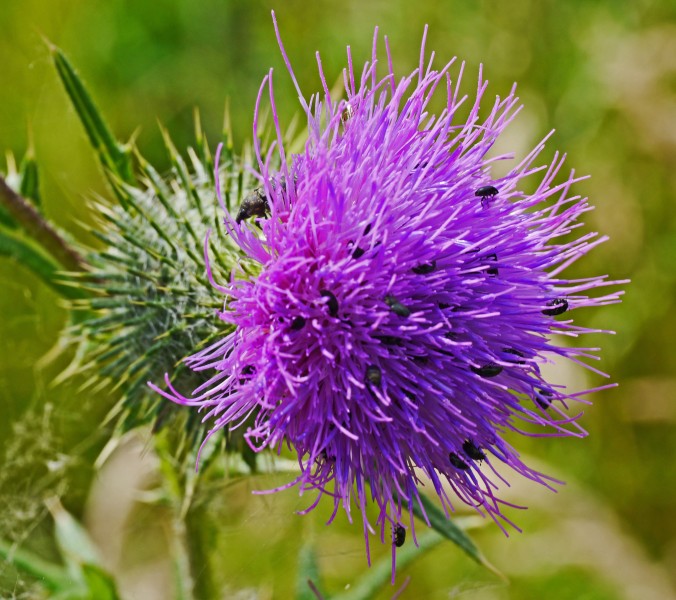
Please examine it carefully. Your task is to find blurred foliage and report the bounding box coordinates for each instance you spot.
[1,0,675,598]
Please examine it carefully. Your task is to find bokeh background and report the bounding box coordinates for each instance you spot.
[1,0,675,598]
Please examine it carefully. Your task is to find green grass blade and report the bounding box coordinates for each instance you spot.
[0,538,73,592]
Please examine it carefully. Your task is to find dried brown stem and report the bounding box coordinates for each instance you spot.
[0,175,87,272]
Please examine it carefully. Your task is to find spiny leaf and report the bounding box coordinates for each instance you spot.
[50,44,134,185]
[410,493,503,578]
[0,228,85,299]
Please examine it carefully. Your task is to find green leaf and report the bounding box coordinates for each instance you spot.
[410,494,502,577]
[295,543,322,600]
[332,530,444,600]
[50,44,134,184]
[0,538,73,592]
[0,228,86,299]
[46,497,102,570]
[81,564,122,600]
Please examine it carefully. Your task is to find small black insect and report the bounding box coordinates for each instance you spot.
[366,365,382,386]
[482,253,499,276]
[502,348,526,364]
[316,449,335,464]
[385,295,411,317]
[352,246,365,259]
[462,439,486,461]
[319,290,339,317]
[475,185,499,207]
[412,260,436,275]
[438,302,451,310]
[542,298,569,316]
[363,223,372,235]
[238,364,256,385]
[375,335,401,346]
[449,452,470,470]
[411,355,428,365]
[235,187,269,224]
[393,524,406,548]
[470,363,503,378]
[534,389,554,409]
[290,316,306,330]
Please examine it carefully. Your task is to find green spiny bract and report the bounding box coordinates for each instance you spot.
[65,128,259,458]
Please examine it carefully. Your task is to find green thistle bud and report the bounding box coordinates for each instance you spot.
[49,44,262,457]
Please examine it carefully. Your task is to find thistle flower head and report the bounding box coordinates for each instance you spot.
[153,21,623,562]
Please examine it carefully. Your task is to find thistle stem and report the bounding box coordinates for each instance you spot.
[0,175,87,272]
[155,434,219,600]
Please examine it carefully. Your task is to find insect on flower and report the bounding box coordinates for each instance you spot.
[475,184,499,207]
[151,11,624,577]
[235,187,269,224]
[393,524,406,548]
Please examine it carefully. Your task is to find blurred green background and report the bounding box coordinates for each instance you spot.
[1,0,675,598]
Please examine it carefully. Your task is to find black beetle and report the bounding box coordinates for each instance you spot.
[235,188,268,224]
[475,185,499,205]
[319,290,339,317]
[470,363,503,378]
[542,298,569,316]
[449,452,470,470]
[463,439,486,461]
[393,524,406,547]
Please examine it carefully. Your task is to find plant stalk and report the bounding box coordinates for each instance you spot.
[0,175,87,272]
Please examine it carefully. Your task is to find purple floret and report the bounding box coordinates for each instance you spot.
[151,15,624,569]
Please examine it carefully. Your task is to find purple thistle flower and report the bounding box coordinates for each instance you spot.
[151,16,623,569]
